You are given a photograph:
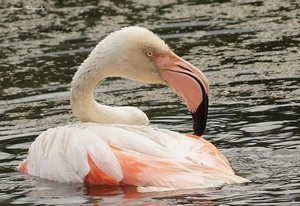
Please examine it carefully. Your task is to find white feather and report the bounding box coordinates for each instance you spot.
[21,122,249,189]
[26,124,124,183]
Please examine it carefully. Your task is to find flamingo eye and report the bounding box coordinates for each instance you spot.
[147,51,153,57]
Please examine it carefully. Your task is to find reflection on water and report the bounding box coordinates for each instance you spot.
[0,0,299,205]
[12,179,219,205]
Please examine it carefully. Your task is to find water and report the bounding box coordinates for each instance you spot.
[1,0,300,205]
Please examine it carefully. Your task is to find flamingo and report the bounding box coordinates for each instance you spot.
[18,26,248,192]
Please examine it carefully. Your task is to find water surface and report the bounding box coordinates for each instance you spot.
[1,0,300,205]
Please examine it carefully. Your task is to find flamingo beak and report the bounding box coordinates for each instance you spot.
[154,52,209,136]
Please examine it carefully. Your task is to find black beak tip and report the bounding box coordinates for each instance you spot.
[191,93,209,137]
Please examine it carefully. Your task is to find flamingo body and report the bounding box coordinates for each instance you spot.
[19,123,247,192]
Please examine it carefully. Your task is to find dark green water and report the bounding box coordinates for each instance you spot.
[1,0,300,205]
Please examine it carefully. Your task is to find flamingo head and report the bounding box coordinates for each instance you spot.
[96,26,209,136]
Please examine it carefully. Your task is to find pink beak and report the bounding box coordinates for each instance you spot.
[155,52,209,136]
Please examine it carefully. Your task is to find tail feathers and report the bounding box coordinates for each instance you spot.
[137,172,249,193]
[147,172,248,190]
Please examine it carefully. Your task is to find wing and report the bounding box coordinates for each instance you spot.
[111,124,236,174]
[85,143,247,192]
[19,123,177,183]
[19,122,248,190]
[19,124,123,183]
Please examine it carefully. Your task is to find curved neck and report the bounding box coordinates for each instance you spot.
[70,46,149,125]
[70,53,106,123]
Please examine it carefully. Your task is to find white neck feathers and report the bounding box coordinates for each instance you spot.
[70,36,149,125]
